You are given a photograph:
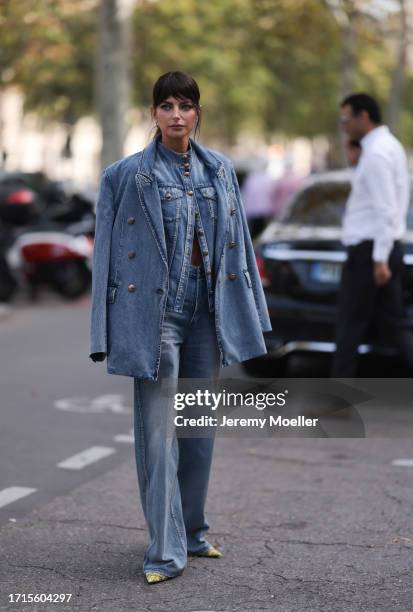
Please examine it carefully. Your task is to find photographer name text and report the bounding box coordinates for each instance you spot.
[174,415,319,428]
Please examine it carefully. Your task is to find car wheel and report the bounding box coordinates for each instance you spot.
[243,356,288,378]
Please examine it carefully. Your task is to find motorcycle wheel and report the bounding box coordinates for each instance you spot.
[0,256,18,302]
[51,260,91,299]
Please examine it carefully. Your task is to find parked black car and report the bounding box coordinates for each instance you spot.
[246,169,413,375]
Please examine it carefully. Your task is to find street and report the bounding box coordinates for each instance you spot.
[2,1,413,609]
[0,294,133,524]
[0,295,412,611]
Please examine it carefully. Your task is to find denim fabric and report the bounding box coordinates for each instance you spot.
[153,138,216,312]
[89,137,272,379]
[133,265,220,575]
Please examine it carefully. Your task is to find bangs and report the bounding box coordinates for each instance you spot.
[153,72,200,107]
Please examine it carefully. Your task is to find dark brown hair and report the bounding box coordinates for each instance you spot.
[152,71,201,138]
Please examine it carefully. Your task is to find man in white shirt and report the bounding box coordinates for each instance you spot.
[332,93,413,377]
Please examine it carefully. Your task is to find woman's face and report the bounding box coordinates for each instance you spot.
[152,96,199,144]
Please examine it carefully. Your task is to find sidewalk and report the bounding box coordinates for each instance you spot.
[1,437,412,611]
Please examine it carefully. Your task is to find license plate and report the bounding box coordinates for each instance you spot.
[311,262,342,283]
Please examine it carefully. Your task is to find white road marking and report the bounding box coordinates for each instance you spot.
[57,446,116,470]
[113,433,134,443]
[54,394,131,414]
[0,487,37,508]
[392,458,413,467]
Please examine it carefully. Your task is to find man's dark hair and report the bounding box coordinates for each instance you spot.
[340,93,382,124]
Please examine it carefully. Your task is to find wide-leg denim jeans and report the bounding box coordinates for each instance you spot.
[133,265,220,576]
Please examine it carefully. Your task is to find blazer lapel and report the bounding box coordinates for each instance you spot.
[135,139,168,265]
[211,164,230,278]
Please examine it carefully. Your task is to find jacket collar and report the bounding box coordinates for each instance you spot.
[137,135,225,179]
[156,138,193,166]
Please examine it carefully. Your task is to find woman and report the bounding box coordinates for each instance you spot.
[90,71,271,584]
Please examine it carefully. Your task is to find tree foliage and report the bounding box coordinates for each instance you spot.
[131,0,342,142]
[0,0,96,124]
[1,0,412,145]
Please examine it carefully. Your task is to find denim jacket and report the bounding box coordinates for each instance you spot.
[89,137,272,379]
[153,138,216,312]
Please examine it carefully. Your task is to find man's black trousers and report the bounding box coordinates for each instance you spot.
[332,240,413,377]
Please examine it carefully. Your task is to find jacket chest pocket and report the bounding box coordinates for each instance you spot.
[158,186,183,223]
[196,186,217,220]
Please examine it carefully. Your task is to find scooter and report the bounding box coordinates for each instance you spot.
[0,180,95,300]
[7,229,93,300]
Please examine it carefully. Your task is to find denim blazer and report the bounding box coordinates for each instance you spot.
[89,137,272,379]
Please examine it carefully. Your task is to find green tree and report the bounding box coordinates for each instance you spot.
[1,0,96,124]
[131,0,344,143]
[1,0,412,152]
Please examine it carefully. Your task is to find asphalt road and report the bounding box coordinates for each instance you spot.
[0,292,411,525]
[0,292,412,611]
[0,293,135,525]
[0,291,256,526]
